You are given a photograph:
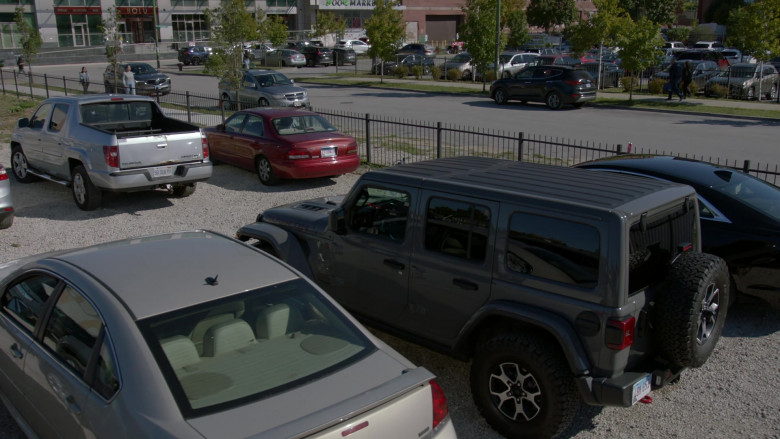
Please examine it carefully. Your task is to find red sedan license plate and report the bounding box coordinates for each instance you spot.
[321,147,336,158]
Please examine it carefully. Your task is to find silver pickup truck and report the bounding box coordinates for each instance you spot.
[10,95,211,210]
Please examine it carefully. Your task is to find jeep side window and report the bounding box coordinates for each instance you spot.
[349,187,410,241]
[424,197,489,261]
[506,213,600,288]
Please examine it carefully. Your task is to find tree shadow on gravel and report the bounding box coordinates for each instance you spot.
[722,295,780,338]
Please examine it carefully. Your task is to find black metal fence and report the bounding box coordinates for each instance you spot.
[2,67,778,185]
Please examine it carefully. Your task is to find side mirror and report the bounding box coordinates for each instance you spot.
[328,207,347,235]
[17,118,29,128]
[290,79,294,84]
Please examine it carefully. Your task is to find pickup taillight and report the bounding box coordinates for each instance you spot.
[201,132,210,159]
[0,167,8,181]
[103,145,119,168]
[430,379,449,430]
[606,316,636,350]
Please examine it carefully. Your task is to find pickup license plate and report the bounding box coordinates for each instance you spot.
[321,147,336,158]
[152,166,174,178]
[631,374,652,405]
[293,101,303,107]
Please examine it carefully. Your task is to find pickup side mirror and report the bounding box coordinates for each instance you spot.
[328,207,347,235]
[17,118,29,128]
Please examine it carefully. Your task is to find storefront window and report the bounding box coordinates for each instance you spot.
[172,14,208,42]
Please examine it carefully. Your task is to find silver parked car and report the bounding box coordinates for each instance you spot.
[705,63,779,100]
[0,230,458,439]
[495,51,540,78]
[0,165,13,229]
[438,52,475,79]
[263,49,306,68]
[219,69,310,110]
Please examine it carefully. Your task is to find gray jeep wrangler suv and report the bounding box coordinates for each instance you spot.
[237,157,729,438]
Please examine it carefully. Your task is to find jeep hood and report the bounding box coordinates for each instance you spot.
[260,195,345,232]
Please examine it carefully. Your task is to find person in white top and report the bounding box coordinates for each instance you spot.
[122,65,135,95]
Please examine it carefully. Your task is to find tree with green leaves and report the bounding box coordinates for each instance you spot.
[365,0,405,82]
[567,0,629,88]
[313,11,347,42]
[666,26,690,44]
[727,0,780,62]
[617,17,664,100]
[258,15,289,48]
[705,0,745,25]
[618,0,683,25]
[526,0,577,34]
[204,0,259,100]
[100,7,123,92]
[14,6,42,75]
[460,0,505,89]
[504,0,531,50]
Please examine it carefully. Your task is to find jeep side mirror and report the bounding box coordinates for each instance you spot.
[17,118,29,128]
[329,207,347,235]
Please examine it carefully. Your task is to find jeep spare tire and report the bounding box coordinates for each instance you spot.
[654,252,729,368]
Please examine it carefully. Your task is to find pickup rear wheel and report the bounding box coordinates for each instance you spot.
[471,332,580,439]
[654,252,729,368]
[256,156,278,185]
[72,165,102,211]
[11,146,38,183]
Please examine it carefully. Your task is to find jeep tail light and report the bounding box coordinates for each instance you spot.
[606,316,635,350]
[103,145,119,168]
[430,379,449,429]
[287,149,311,160]
[201,132,210,159]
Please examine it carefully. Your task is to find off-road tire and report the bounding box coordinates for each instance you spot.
[545,92,563,110]
[494,89,508,105]
[170,183,196,197]
[471,332,580,439]
[71,165,102,211]
[256,156,278,185]
[11,146,38,183]
[654,252,729,368]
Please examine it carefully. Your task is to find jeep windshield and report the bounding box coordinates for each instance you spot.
[254,73,293,87]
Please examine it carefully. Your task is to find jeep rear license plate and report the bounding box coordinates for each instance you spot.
[152,166,174,178]
[321,146,336,158]
[631,374,652,405]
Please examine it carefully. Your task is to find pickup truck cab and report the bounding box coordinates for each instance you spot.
[11,95,211,210]
[237,157,730,438]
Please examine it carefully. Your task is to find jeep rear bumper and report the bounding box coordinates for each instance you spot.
[578,365,684,407]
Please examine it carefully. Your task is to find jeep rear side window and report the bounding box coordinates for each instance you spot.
[506,213,600,288]
[424,198,490,261]
[349,187,410,242]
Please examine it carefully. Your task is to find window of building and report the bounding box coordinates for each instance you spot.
[172,14,208,42]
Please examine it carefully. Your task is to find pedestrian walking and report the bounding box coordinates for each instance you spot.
[16,55,24,73]
[122,64,136,95]
[681,61,693,99]
[79,66,90,94]
[243,51,251,70]
[667,59,683,101]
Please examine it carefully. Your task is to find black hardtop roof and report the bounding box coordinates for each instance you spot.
[366,157,695,212]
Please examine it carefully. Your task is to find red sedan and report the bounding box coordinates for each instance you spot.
[204,108,360,185]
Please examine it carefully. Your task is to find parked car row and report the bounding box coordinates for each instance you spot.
[704,63,779,100]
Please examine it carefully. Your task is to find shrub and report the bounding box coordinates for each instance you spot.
[483,69,496,82]
[648,78,666,94]
[688,80,700,96]
[411,65,424,79]
[431,66,442,80]
[447,68,462,81]
[620,76,639,92]
[708,83,728,98]
[394,65,408,78]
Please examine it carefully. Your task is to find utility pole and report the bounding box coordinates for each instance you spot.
[153,0,160,68]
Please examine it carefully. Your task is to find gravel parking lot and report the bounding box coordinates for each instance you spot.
[0,142,778,438]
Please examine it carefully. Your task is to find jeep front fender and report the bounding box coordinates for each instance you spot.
[454,300,592,376]
[236,222,313,279]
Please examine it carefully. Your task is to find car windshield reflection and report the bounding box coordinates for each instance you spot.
[711,170,780,222]
[254,73,293,87]
[272,114,338,135]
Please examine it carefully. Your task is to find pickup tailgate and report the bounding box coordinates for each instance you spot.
[118,131,204,169]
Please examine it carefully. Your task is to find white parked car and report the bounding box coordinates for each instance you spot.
[337,39,371,55]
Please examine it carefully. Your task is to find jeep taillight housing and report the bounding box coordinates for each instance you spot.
[103,145,119,168]
[606,316,636,350]
[430,379,449,429]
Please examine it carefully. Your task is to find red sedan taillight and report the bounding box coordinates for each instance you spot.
[430,379,449,429]
[103,145,119,168]
[287,149,311,160]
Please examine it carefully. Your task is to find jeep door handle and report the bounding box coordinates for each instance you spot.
[453,278,478,290]
[10,343,23,359]
[383,259,405,270]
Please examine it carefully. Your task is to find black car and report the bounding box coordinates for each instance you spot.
[300,46,333,66]
[177,45,211,65]
[332,47,357,66]
[103,62,171,95]
[371,55,435,75]
[396,43,435,57]
[576,155,780,307]
[490,65,596,109]
[676,50,729,70]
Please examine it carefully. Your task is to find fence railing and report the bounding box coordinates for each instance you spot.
[2,67,778,185]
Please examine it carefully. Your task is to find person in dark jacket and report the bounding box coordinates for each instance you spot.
[681,61,693,99]
[667,59,683,101]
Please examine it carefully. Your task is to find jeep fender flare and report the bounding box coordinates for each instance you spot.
[454,300,592,376]
[236,222,313,279]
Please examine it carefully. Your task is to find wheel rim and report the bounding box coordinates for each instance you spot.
[548,93,561,109]
[259,98,269,107]
[771,85,778,99]
[12,152,28,179]
[495,90,505,104]
[73,173,86,205]
[488,362,542,422]
[697,283,721,345]
[748,88,754,99]
[257,158,271,182]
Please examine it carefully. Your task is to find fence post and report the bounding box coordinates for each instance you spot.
[743,160,750,173]
[220,100,226,124]
[44,74,49,98]
[14,70,19,97]
[517,132,524,161]
[365,113,372,165]
[436,121,442,158]
[28,74,34,98]
[186,91,192,123]
[1,68,5,95]
[616,144,623,155]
